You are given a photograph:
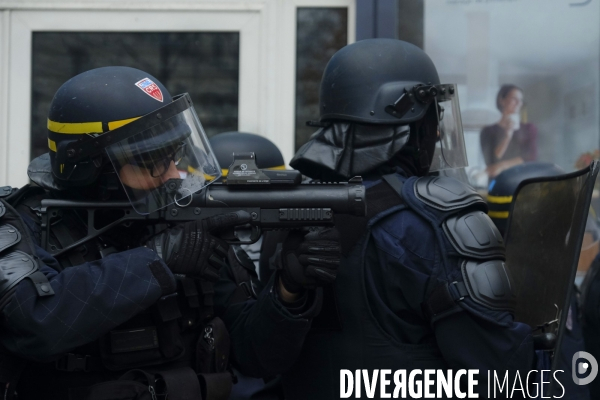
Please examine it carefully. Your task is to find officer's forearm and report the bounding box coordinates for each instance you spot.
[219,272,318,377]
[0,247,175,361]
[223,293,312,377]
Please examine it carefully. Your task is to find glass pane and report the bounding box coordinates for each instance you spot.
[31,32,239,160]
[295,7,348,152]
[424,1,600,190]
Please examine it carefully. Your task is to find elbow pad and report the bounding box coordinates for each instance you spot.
[0,197,54,305]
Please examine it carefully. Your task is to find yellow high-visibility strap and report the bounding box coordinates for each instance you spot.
[488,211,509,219]
[487,195,513,204]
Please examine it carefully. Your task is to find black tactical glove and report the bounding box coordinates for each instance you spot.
[277,227,341,293]
[146,211,251,281]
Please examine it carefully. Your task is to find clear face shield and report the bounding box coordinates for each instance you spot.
[65,93,221,214]
[429,84,468,172]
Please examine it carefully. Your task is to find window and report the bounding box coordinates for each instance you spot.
[295,7,348,151]
[31,32,239,160]
[425,0,600,188]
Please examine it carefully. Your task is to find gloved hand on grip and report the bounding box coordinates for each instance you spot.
[146,211,251,281]
[277,227,341,294]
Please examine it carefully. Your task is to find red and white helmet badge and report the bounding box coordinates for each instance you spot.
[135,78,164,102]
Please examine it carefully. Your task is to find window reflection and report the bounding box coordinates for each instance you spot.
[425,1,599,188]
[31,32,239,160]
[295,7,348,152]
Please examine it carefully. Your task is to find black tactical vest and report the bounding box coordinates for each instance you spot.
[281,178,449,400]
[282,173,511,400]
[4,186,238,400]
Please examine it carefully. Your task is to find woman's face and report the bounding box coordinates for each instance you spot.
[500,89,523,115]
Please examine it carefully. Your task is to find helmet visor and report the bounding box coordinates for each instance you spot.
[429,84,468,172]
[105,98,221,214]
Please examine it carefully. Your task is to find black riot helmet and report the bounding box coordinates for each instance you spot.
[209,132,285,175]
[41,66,221,214]
[487,162,564,236]
[319,38,440,125]
[291,39,468,180]
[47,66,173,186]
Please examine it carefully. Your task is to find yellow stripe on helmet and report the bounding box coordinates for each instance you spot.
[187,166,219,182]
[488,211,510,219]
[108,117,141,130]
[48,116,141,135]
[48,139,57,152]
[48,120,103,134]
[487,195,513,204]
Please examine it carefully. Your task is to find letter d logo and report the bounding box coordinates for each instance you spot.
[572,351,598,385]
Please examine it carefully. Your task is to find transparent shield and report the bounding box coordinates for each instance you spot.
[106,107,221,214]
[504,162,600,385]
[430,85,468,172]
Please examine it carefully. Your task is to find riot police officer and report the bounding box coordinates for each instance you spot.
[265,39,536,399]
[209,131,286,177]
[0,67,331,399]
[486,162,565,236]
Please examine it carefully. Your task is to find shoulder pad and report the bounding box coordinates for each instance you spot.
[0,187,12,198]
[0,224,21,253]
[0,201,5,218]
[0,201,53,298]
[462,259,516,312]
[414,176,486,212]
[443,210,505,259]
[0,250,38,295]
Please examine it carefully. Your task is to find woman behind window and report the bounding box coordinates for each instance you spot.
[480,84,538,178]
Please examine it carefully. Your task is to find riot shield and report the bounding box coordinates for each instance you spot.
[504,161,600,392]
